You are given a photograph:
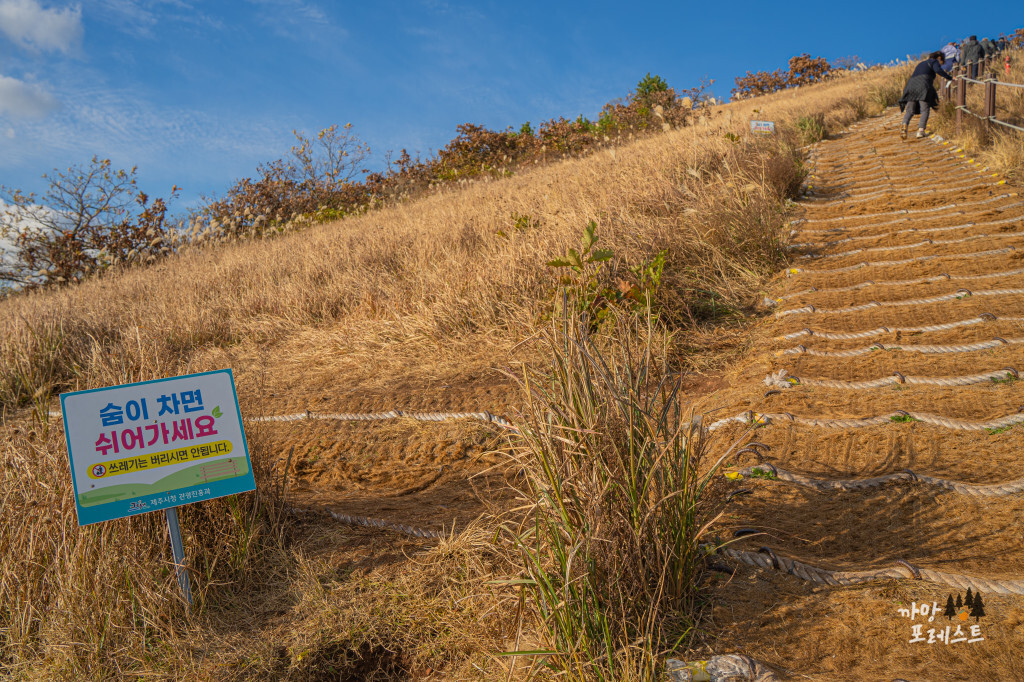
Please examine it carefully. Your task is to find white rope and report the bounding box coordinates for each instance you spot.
[771,266,1024,304]
[47,407,516,430]
[764,366,1019,390]
[775,287,1024,317]
[786,246,1014,276]
[788,213,1022,249]
[774,314,1014,340]
[797,230,1022,261]
[777,337,1024,357]
[708,409,1024,432]
[789,194,1019,228]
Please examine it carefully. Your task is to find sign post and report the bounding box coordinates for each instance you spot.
[750,120,776,135]
[61,368,254,606]
[164,506,193,607]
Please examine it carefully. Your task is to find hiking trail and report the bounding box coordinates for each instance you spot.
[699,108,1024,679]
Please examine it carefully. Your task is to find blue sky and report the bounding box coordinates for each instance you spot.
[0,0,1018,212]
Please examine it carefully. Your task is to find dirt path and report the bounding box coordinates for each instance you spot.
[699,111,1024,680]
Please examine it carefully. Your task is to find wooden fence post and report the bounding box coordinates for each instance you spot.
[956,76,966,135]
[984,79,996,125]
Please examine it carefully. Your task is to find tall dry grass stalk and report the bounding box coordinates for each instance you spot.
[503,305,728,680]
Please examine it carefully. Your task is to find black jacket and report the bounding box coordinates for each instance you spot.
[899,59,952,111]
[962,39,984,64]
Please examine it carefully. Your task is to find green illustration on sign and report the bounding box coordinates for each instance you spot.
[77,457,250,507]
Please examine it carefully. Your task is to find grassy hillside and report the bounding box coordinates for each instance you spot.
[1,65,907,679]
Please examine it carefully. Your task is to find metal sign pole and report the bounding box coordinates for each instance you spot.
[164,506,193,609]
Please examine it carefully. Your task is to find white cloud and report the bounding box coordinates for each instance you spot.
[245,0,343,42]
[0,82,296,184]
[0,74,57,117]
[92,0,222,37]
[0,0,83,54]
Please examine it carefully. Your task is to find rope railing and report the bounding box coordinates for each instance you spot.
[946,67,1024,136]
[991,118,1024,133]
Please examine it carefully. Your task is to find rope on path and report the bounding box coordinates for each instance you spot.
[804,147,956,175]
[803,179,999,207]
[771,266,1024,304]
[786,246,1015,276]
[47,407,519,431]
[796,230,1022,262]
[778,336,1024,357]
[775,314,1024,340]
[666,655,778,682]
[791,202,1024,238]
[789,193,1019,227]
[731,462,1024,498]
[775,287,1024,317]
[246,408,515,429]
[715,546,1024,596]
[708,409,1024,432]
[789,214,1023,250]
[804,159,982,188]
[763,367,1019,390]
[803,163,988,193]
[290,506,443,538]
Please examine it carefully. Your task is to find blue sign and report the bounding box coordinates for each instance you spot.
[61,369,255,525]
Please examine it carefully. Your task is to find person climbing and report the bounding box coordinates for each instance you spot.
[983,37,998,58]
[898,51,953,140]
[940,41,960,73]
[961,35,984,79]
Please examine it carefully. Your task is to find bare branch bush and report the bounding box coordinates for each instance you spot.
[0,157,178,291]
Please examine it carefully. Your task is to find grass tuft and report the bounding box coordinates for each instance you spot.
[503,306,727,680]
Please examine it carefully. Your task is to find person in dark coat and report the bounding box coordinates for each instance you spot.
[899,52,953,139]
[962,36,984,79]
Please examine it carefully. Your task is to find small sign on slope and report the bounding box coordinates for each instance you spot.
[61,368,254,526]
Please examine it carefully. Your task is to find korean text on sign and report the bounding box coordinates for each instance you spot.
[61,369,255,526]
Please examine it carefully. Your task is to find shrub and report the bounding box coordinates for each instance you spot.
[732,53,834,99]
[0,158,178,290]
[796,113,827,144]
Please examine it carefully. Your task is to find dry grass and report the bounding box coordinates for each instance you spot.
[0,65,902,678]
[0,421,286,678]
[930,48,1024,177]
[502,308,732,680]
